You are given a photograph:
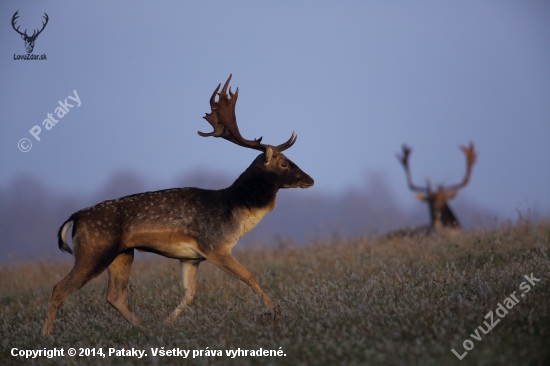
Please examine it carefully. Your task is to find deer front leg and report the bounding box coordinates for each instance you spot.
[205,250,280,315]
[166,259,201,324]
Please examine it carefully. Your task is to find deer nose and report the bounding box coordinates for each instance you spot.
[301,175,314,188]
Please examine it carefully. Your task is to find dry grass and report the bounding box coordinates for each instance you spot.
[1,220,549,365]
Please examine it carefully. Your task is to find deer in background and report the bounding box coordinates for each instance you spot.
[42,75,314,336]
[394,143,477,235]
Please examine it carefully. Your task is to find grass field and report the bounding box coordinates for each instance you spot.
[1,219,549,365]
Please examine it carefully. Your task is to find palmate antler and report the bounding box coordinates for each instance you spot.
[397,142,477,194]
[199,75,296,161]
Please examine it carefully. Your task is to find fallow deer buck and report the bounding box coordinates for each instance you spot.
[393,143,477,236]
[42,75,314,336]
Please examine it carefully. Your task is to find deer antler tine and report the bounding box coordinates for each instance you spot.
[271,132,297,155]
[459,142,477,166]
[397,144,411,167]
[461,142,477,167]
[197,126,220,137]
[229,86,239,101]
[209,83,221,106]
[221,74,232,95]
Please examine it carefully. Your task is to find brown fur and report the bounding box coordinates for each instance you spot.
[42,153,313,336]
[42,76,314,336]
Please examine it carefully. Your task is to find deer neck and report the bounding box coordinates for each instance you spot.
[223,165,278,237]
[225,164,278,211]
[429,202,460,228]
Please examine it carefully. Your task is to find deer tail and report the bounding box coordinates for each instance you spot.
[57,218,74,255]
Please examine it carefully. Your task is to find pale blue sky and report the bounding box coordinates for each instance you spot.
[1,1,549,219]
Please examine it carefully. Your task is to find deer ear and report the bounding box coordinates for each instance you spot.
[264,146,273,165]
[415,193,427,201]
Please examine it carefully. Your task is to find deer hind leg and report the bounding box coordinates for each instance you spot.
[205,250,279,314]
[166,259,201,324]
[41,254,114,336]
[106,249,141,327]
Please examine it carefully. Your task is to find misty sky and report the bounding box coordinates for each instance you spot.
[1,1,549,220]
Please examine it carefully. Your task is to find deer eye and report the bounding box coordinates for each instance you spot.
[281,162,288,168]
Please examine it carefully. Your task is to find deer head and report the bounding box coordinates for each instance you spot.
[397,143,477,229]
[12,11,49,54]
[199,74,313,189]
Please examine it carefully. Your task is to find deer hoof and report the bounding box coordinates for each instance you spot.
[256,306,282,323]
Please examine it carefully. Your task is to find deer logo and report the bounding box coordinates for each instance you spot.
[11,11,49,54]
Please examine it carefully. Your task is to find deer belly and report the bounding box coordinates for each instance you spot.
[125,229,204,259]
[139,242,204,259]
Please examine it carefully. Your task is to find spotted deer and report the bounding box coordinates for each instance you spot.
[394,143,477,236]
[42,75,314,336]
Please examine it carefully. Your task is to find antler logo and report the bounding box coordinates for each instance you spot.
[11,10,49,54]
